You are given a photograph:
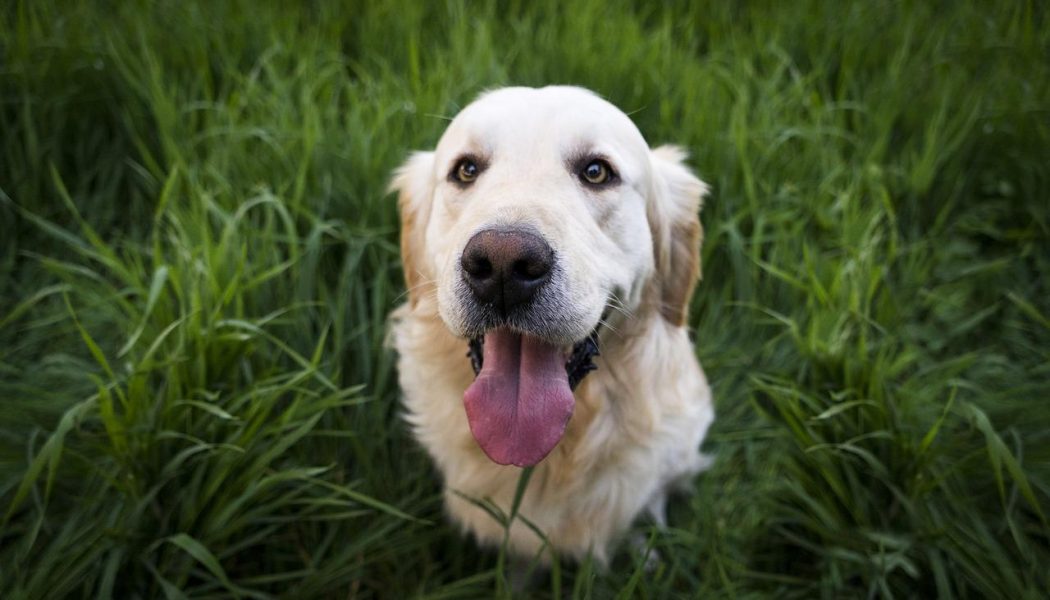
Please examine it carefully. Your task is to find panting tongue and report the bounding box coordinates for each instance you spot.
[463,328,574,467]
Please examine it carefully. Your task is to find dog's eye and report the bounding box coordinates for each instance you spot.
[452,159,480,184]
[580,160,613,185]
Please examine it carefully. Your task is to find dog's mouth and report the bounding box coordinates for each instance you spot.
[463,325,601,467]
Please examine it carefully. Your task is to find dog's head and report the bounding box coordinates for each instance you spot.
[391,86,707,467]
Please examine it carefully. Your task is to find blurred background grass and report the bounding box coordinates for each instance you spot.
[1,0,1048,597]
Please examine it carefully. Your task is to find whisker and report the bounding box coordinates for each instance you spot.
[597,317,621,337]
[392,275,438,304]
[605,292,636,320]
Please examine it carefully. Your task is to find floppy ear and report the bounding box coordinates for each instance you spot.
[647,145,709,326]
[388,151,436,308]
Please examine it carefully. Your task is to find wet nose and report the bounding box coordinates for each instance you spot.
[460,227,554,313]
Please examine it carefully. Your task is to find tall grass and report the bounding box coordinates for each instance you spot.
[2,0,1048,597]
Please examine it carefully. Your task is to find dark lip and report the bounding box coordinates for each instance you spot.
[464,305,610,391]
[465,327,601,391]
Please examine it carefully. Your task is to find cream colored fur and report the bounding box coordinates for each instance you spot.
[388,86,713,563]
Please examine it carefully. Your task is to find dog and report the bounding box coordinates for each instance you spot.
[388,86,713,564]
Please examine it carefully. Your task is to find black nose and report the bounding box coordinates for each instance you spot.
[460,227,554,314]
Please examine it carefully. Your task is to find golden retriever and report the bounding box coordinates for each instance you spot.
[389,86,713,564]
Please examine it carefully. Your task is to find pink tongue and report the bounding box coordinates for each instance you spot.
[463,328,575,467]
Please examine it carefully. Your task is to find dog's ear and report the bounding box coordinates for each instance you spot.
[647,145,709,326]
[389,152,436,308]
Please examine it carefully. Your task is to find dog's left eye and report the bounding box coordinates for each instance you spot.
[580,160,614,185]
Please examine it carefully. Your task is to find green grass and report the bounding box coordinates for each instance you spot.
[2,0,1048,597]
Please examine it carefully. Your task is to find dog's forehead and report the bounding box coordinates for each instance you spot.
[437,87,648,158]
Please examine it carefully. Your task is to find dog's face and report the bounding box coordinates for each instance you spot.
[392,86,707,467]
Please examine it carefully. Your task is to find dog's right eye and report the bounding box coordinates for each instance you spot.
[451,159,480,184]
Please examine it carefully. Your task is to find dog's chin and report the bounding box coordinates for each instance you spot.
[460,324,602,467]
[445,298,606,468]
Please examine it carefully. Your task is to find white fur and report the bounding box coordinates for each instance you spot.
[389,86,713,562]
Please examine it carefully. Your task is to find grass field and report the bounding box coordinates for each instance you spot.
[2,1,1048,597]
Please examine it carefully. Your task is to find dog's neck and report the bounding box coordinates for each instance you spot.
[396,296,689,479]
